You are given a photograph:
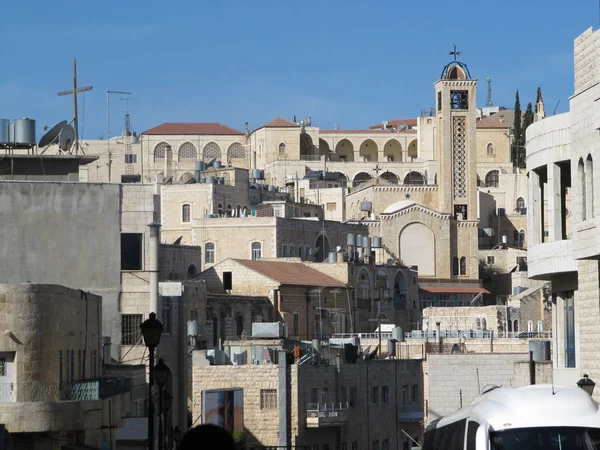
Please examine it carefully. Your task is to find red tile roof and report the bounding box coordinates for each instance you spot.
[320,129,416,134]
[476,118,510,129]
[419,286,490,294]
[141,122,244,136]
[233,259,345,287]
[262,117,298,128]
[370,118,418,129]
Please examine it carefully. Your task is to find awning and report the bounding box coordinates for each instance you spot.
[419,286,490,295]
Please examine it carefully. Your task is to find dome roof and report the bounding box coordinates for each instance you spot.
[440,61,472,80]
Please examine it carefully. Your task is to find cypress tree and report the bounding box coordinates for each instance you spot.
[512,90,522,165]
[519,103,534,168]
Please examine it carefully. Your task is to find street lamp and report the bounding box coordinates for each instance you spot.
[155,359,171,450]
[577,374,596,397]
[172,426,183,450]
[163,392,173,450]
[140,312,164,450]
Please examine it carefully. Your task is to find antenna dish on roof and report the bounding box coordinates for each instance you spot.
[38,120,68,148]
[58,125,75,152]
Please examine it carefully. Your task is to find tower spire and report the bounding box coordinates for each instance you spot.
[486,75,493,107]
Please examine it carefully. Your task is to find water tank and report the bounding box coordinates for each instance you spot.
[347,234,356,246]
[206,176,215,184]
[251,168,262,179]
[260,169,265,179]
[268,185,276,192]
[0,119,8,143]
[336,252,345,263]
[102,336,112,364]
[356,235,364,247]
[363,236,371,254]
[529,340,551,361]
[195,161,205,172]
[328,252,337,263]
[387,339,397,356]
[370,213,377,221]
[14,118,36,144]
[214,160,222,169]
[372,236,382,248]
[392,326,405,342]
[8,122,14,143]
[502,235,508,245]
[187,320,201,336]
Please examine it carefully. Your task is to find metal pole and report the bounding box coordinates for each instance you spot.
[158,386,164,450]
[148,347,156,450]
[73,60,79,155]
[107,92,111,182]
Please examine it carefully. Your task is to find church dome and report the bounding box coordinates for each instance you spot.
[440,61,472,80]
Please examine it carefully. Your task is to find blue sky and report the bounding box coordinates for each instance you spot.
[0,0,595,139]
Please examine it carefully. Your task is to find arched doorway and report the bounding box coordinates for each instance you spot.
[399,223,435,276]
[359,139,378,162]
[380,171,399,184]
[300,133,314,159]
[314,234,331,262]
[404,171,425,185]
[318,139,330,156]
[335,139,354,162]
[384,139,402,162]
[236,315,244,337]
[407,140,418,159]
[393,271,408,310]
[353,172,373,187]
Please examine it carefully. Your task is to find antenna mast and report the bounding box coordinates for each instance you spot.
[486,76,493,107]
[107,90,131,182]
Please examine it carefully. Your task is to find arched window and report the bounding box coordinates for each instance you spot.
[459,257,467,275]
[516,197,525,211]
[251,242,262,260]
[203,142,222,161]
[527,320,534,332]
[404,171,425,185]
[485,170,499,188]
[299,246,304,260]
[236,315,244,337]
[508,319,513,332]
[476,318,481,330]
[305,246,311,260]
[289,245,294,257]
[513,229,520,245]
[187,264,197,279]
[452,257,459,276]
[513,320,519,332]
[178,142,197,159]
[237,205,242,217]
[205,242,215,264]
[182,204,191,222]
[212,316,218,347]
[586,154,594,219]
[226,204,232,217]
[227,142,245,161]
[487,143,494,156]
[154,142,170,161]
[519,230,525,247]
[579,158,586,221]
[481,318,487,331]
[279,142,286,155]
[217,203,223,216]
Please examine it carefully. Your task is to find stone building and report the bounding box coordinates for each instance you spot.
[526,25,600,398]
[0,284,137,450]
[191,345,423,450]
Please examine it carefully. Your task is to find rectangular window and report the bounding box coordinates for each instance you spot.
[260,389,277,409]
[182,204,191,223]
[341,443,347,450]
[372,386,379,405]
[121,233,143,270]
[349,386,357,407]
[251,242,262,260]
[326,202,337,211]
[205,243,215,264]
[70,350,75,382]
[381,386,389,404]
[293,313,299,336]
[487,256,495,265]
[162,298,172,335]
[66,350,71,382]
[311,388,318,404]
[124,154,137,164]
[122,314,143,345]
[340,386,348,404]
[121,174,141,183]
[0,359,6,377]
[565,291,576,368]
[537,320,544,332]
[411,384,419,403]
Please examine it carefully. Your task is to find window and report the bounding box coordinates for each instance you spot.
[516,197,525,210]
[125,154,137,164]
[579,158,586,221]
[66,350,71,382]
[226,204,232,217]
[519,230,526,247]
[236,315,244,337]
[205,243,215,264]
[217,203,223,216]
[162,297,172,335]
[372,440,380,450]
[293,313,299,336]
[179,142,197,159]
[513,229,520,245]
[466,421,480,450]
[452,257,459,276]
[121,233,143,270]
[311,388,318,404]
[438,91,442,111]
[527,320,534,332]
[482,318,487,331]
[381,386,389,404]
[487,256,495,265]
[251,242,262,260]
[260,389,277,409]
[586,154,594,219]
[349,386,357,407]
[352,443,358,450]
[182,204,191,222]
[279,142,286,155]
[513,319,519,332]
[485,170,499,188]
[121,175,141,183]
[282,245,288,257]
[78,350,82,380]
[121,314,143,345]
[154,142,169,161]
[460,257,466,275]
[0,359,6,377]
[299,246,304,260]
[411,384,419,403]
[537,320,544,332]
[382,439,390,450]
[450,90,469,109]
[487,143,494,156]
[565,291,576,368]
[187,264,198,279]
[341,444,348,450]
[372,386,379,405]
[70,350,75,382]
[81,350,86,379]
[476,318,481,330]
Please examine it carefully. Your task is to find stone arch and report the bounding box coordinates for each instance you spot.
[227,142,246,162]
[399,222,435,276]
[404,171,425,185]
[187,264,197,279]
[178,142,197,160]
[203,142,222,162]
[380,171,399,184]
[335,139,354,162]
[318,139,330,156]
[154,142,170,161]
[407,139,418,159]
[356,268,371,309]
[384,139,402,162]
[513,320,519,332]
[487,143,494,157]
[507,319,513,332]
[300,133,314,158]
[586,154,594,218]
[393,271,408,310]
[330,171,348,183]
[236,314,244,337]
[476,318,481,330]
[314,233,331,262]
[353,172,373,187]
[179,172,194,183]
[359,139,378,162]
[485,170,499,188]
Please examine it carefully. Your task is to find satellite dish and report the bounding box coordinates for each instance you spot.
[38,120,68,147]
[58,125,75,152]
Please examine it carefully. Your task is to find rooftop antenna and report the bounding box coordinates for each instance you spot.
[57,59,92,155]
[106,90,131,182]
[486,74,494,107]
[121,96,138,178]
[553,100,560,115]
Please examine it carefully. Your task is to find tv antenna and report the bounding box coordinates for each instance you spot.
[107,90,131,182]
[57,59,92,155]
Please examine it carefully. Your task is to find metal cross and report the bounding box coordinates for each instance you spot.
[372,164,382,176]
[58,59,92,154]
[449,44,461,61]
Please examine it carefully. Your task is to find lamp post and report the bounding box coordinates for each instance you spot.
[163,392,173,450]
[577,374,596,397]
[155,358,171,450]
[140,312,164,450]
[172,426,182,450]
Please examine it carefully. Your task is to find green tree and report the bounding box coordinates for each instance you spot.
[512,90,522,165]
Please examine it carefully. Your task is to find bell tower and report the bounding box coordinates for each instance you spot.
[435,46,478,221]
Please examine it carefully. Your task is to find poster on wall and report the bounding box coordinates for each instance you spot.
[202,388,244,433]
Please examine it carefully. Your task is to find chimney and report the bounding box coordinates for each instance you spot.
[245,122,249,138]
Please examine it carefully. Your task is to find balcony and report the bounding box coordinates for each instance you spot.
[397,404,423,422]
[305,402,349,428]
[528,240,578,279]
[0,378,132,403]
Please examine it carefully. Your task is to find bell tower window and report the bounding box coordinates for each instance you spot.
[450,90,469,109]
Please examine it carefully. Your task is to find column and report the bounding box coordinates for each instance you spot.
[149,223,161,314]
[547,163,563,241]
[528,170,541,246]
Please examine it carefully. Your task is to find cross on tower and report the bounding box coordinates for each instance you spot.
[449,44,461,61]
[57,59,92,154]
[372,164,383,185]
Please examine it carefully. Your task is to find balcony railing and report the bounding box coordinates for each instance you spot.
[397,404,423,422]
[0,378,132,403]
[305,402,349,428]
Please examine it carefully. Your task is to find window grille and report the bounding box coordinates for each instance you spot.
[260,389,277,409]
[122,314,143,345]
